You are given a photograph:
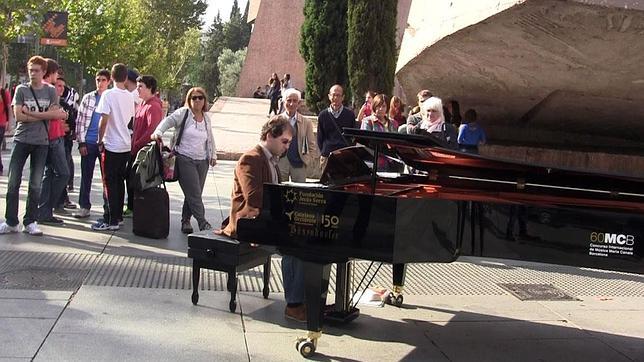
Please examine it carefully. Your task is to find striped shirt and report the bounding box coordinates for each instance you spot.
[75,90,99,144]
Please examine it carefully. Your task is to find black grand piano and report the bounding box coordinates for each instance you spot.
[237,129,644,357]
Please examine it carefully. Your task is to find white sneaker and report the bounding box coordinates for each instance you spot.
[0,222,20,234]
[23,222,43,236]
[73,208,91,218]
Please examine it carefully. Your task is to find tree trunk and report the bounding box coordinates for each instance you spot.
[1,42,8,88]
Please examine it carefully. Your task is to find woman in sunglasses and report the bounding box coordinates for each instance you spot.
[152,87,217,233]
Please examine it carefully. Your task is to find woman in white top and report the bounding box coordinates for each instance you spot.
[152,87,217,233]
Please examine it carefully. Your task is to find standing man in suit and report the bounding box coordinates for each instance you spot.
[277,88,319,183]
[218,116,308,322]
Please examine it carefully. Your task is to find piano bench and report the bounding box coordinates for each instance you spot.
[188,230,272,312]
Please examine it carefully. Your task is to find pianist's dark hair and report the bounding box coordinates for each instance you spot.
[260,115,290,141]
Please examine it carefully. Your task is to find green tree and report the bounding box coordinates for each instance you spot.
[140,0,207,43]
[0,0,60,86]
[217,47,247,96]
[61,0,144,90]
[347,0,397,103]
[300,0,349,113]
[199,12,225,97]
[223,0,251,52]
[136,0,207,91]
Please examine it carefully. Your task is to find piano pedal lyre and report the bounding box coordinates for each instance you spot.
[295,331,321,358]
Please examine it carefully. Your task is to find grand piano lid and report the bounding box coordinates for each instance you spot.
[329,129,644,201]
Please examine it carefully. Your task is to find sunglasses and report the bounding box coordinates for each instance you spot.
[191,95,205,101]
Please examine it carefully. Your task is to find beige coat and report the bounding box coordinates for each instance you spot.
[280,112,319,168]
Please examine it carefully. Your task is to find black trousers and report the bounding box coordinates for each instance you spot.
[126,154,135,210]
[101,150,130,225]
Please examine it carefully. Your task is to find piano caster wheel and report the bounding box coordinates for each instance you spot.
[229,300,237,313]
[394,294,404,306]
[191,292,199,305]
[262,287,269,299]
[385,292,404,307]
[296,338,317,358]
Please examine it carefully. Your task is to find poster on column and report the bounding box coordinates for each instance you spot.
[40,11,68,47]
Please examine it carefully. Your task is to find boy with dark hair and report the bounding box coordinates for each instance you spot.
[38,59,71,225]
[457,108,486,154]
[0,55,67,235]
[73,69,111,219]
[91,63,135,231]
[125,75,163,213]
[57,70,80,207]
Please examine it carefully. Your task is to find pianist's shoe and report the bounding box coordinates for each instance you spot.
[285,305,306,323]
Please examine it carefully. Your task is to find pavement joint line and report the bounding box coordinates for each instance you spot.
[238,292,252,362]
[0,316,58,320]
[427,337,452,361]
[31,231,111,360]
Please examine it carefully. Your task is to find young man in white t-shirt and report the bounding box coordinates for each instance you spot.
[91,63,135,231]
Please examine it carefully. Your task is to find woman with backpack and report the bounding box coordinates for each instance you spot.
[151,87,217,234]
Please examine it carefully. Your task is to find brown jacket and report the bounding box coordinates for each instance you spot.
[222,145,273,238]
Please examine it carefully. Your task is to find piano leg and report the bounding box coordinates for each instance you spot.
[386,263,406,307]
[296,261,332,358]
[334,262,351,312]
[324,261,361,323]
[191,260,200,305]
[262,257,271,299]
[227,270,238,312]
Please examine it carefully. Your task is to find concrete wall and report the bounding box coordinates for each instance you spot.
[236,0,307,97]
[396,0,525,75]
[395,0,644,155]
[482,145,644,178]
[238,0,415,99]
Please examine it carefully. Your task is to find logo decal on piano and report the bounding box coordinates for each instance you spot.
[588,232,635,258]
[284,189,297,203]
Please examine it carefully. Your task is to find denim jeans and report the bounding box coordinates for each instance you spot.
[78,143,101,210]
[0,126,5,171]
[281,255,305,304]
[4,141,48,226]
[38,137,71,220]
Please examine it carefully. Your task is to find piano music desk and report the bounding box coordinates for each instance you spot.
[188,230,272,312]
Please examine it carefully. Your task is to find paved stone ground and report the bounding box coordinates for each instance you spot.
[0,97,642,361]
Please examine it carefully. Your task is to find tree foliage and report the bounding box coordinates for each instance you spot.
[61,0,144,74]
[347,0,397,103]
[200,12,225,97]
[217,47,247,96]
[140,0,207,43]
[0,0,59,85]
[223,0,251,52]
[300,0,349,113]
[2,0,252,99]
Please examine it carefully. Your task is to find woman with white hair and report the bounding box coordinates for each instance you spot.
[416,96,458,149]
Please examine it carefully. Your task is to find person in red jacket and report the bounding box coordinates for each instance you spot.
[125,75,163,214]
[0,86,13,174]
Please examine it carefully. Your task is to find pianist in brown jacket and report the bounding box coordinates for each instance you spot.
[218,116,308,322]
[221,115,292,238]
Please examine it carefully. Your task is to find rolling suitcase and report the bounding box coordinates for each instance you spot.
[133,186,169,239]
